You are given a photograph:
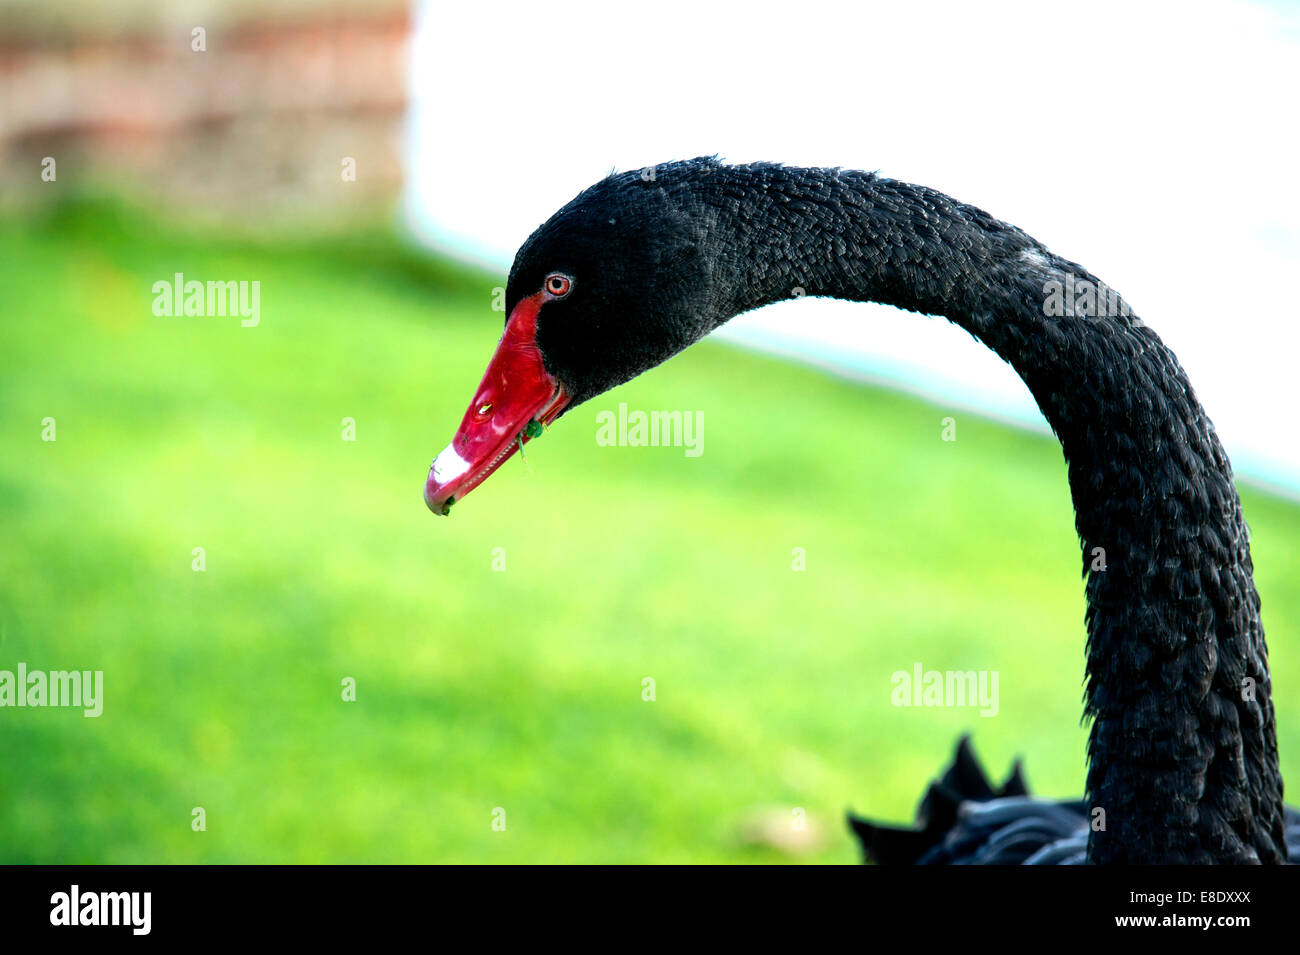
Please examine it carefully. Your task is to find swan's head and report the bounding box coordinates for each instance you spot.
[424,159,724,516]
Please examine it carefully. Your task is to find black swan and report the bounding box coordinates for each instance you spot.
[423,158,1293,864]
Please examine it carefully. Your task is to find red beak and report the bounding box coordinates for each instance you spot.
[424,292,569,515]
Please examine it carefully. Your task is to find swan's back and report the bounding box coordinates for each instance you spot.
[849,737,1300,865]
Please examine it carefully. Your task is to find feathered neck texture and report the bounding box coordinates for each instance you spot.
[673,160,1285,863]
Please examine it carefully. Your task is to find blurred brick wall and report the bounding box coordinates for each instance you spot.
[0,1,411,225]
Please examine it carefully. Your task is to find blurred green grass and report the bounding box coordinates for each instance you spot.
[1,197,1297,863]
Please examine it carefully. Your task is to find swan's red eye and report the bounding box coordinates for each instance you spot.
[545,273,572,297]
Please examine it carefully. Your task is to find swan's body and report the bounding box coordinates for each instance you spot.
[424,159,1288,864]
[853,736,1300,864]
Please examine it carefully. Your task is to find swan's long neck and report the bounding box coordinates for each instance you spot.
[700,166,1286,863]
